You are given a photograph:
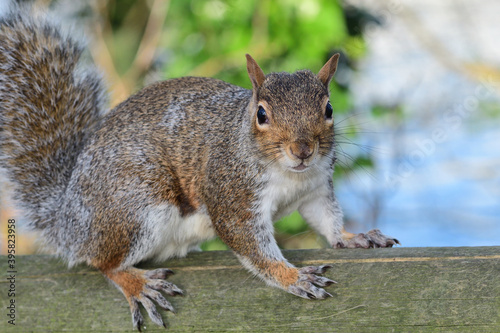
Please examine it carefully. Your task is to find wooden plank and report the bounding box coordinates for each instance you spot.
[1,247,499,332]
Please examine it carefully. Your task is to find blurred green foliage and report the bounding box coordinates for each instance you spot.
[164,0,346,79]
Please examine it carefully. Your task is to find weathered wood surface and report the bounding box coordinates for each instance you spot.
[1,247,499,332]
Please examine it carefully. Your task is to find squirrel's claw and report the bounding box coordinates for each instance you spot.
[288,265,336,300]
[145,268,174,279]
[365,229,400,247]
[289,281,333,300]
[130,297,144,332]
[142,286,176,313]
[334,229,400,249]
[104,267,182,331]
[131,286,175,330]
[148,279,184,297]
[304,274,337,287]
[133,273,182,329]
[136,292,165,328]
[299,264,333,275]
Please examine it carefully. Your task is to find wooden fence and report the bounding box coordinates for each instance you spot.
[1,247,499,331]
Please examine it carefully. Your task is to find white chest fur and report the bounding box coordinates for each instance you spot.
[256,168,326,221]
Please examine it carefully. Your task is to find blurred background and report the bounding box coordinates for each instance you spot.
[0,0,499,254]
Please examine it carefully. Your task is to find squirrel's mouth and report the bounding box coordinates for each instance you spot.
[291,163,308,172]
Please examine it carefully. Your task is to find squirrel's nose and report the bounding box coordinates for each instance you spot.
[289,142,313,160]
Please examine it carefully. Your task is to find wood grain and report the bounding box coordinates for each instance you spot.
[1,247,499,332]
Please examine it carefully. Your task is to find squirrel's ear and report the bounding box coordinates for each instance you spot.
[317,53,340,88]
[246,54,266,90]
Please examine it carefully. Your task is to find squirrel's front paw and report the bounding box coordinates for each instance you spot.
[287,265,336,300]
[105,267,183,331]
[334,228,400,249]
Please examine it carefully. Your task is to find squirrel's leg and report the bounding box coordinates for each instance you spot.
[212,213,336,300]
[100,266,182,331]
[299,182,400,248]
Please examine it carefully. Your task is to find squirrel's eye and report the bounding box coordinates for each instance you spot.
[325,101,333,120]
[257,106,268,125]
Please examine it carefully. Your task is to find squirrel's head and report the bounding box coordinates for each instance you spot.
[246,53,340,174]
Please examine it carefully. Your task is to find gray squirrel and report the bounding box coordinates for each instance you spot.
[0,9,399,331]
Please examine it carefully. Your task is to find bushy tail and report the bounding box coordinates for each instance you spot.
[0,9,107,229]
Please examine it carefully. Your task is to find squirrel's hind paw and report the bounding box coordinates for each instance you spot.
[334,229,400,249]
[104,267,183,331]
[288,265,336,300]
